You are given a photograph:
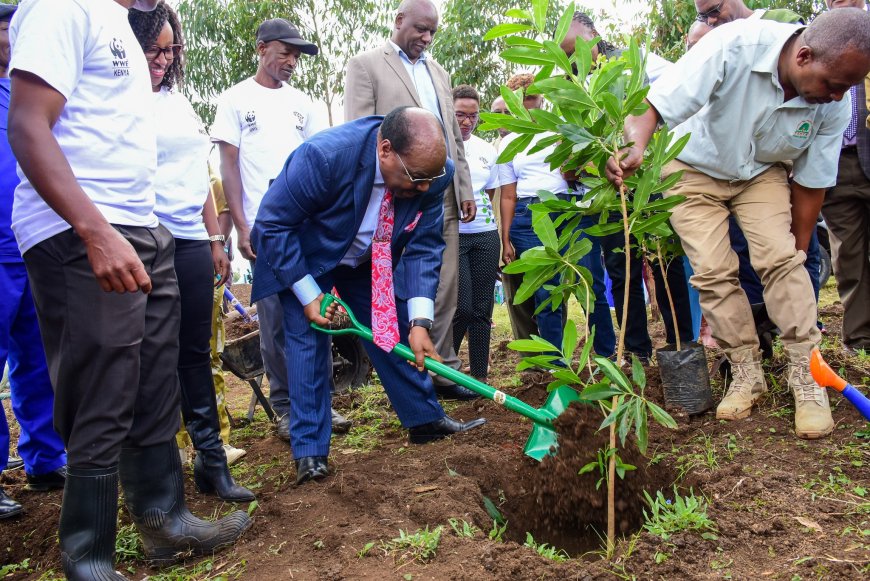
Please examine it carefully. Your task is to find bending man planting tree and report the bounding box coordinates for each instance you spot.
[606,8,870,439]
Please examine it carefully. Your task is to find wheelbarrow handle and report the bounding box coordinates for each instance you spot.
[310,293,555,427]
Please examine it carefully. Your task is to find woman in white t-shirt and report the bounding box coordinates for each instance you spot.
[129,2,253,503]
[451,86,500,380]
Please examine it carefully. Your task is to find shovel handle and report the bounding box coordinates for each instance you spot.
[310,293,555,426]
[810,349,870,422]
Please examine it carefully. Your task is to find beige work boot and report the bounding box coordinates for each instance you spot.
[716,346,767,420]
[786,342,834,439]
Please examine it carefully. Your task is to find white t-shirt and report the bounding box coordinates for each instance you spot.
[497,133,569,199]
[459,135,499,234]
[210,77,326,227]
[9,0,158,254]
[153,88,210,240]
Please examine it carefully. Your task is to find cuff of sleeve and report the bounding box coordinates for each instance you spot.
[291,275,321,306]
[408,297,434,322]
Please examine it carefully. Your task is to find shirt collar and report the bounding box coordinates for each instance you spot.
[751,25,805,76]
[388,39,427,64]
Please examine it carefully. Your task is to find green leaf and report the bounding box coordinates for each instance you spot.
[500,47,553,67]
[496,133,534,164]
[583,222,624,237]
[505,8,533,20]
[631,355,646,391]
[528,108,565,130]
[553,2,576,45]
[650,173,684,196]
[504,36,544,49]
[499,86,532,121]
[551,368,582,385]
[579,461,598,475]
[483,23,534,41]
[576,326,595,370]
[532,211,558,249]
[663,133,691,165]
[531,0,549,32]
[482,495,505,525]
[542,40,574,76]
[507,339,560,353]
[647,401,678,429]
[630,213,673,236]
[527,133,562,155]
[634,398,648,454]
[580,383,624,401]
[561,319,578,362]
[593,355,631,391]
[558,124,596,149]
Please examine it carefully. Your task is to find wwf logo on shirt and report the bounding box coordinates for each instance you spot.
[479,156,490,170]
[109,38,129,77]
[245,110,258,132]
[293,111,304,131]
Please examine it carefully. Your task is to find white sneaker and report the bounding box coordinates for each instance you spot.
[223,444,247,466]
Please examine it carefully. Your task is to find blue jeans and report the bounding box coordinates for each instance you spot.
[509,197,616,357]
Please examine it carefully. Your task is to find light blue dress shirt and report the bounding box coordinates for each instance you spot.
[388,40,442,123]
[291,153,434,321]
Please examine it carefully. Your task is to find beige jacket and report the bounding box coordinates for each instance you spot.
[343,43,473,209]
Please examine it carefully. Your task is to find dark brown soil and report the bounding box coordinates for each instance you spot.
[225,319,259,341]
[3,296,869,579]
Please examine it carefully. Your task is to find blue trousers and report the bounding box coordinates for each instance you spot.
[509,197,616,357]
[0,262,66,475]
[279,264,445,459]
[730,216,820,304]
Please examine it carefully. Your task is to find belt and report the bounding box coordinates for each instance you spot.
[842,145,858,155]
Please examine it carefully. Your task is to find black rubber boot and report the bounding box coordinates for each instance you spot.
[178,366,255,502]
[119,442,251,566]
[59,466,128,580]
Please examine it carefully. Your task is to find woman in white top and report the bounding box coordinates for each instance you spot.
[129,2,253,502]
[451,85,500,380]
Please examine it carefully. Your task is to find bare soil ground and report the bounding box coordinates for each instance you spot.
[3,289,869,580]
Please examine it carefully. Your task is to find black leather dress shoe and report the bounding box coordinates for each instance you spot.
[0,486,23,519]
[294,456,328,485]
[434,383,480,401]
[275,414,291,442]
[26,466,67,491]
[331,408,352,433]
[408,415,486,444]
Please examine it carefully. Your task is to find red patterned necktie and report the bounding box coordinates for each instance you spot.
[371,190,400,351]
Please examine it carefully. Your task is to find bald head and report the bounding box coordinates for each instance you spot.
[378,107,446,197]
[393,0,439,61]
[491,96,509,137]
[803,7,870,66]
[686,20,713,50]
[826,0,866,8]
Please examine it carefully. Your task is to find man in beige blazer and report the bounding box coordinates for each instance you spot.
[344,0,478,400]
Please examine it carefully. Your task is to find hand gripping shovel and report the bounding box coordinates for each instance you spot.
[310,293,579,460]
[810,349,870,421]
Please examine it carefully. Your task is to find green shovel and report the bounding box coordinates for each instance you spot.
[311,293,579,461]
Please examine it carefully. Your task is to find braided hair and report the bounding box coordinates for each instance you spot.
[128,0,184,91]
[572,11,616,58]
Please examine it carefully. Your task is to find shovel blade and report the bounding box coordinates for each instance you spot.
[522,385,581,461]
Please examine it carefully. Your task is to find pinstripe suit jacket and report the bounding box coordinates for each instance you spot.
[250,116,454,305]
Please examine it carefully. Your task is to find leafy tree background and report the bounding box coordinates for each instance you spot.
[177,0,391,126]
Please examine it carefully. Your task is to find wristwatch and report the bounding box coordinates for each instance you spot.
[410,318,433,332]
[209,234,226,243]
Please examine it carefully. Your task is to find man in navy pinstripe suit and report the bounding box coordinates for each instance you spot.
[251,108,486,484]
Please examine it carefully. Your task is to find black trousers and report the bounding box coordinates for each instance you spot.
[174,239,212,370]
[600,231,695,357]
[453,230,500,378]
[24,225,181,468]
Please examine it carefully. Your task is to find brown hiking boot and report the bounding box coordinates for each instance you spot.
[786,342,834,439]
[716,346,767,420]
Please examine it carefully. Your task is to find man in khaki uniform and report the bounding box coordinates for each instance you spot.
[607,9,870,438]
[344,0,477,400]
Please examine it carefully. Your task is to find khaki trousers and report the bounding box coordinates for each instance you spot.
[663,161,820,352]
[430,187,462,386]
[822,151,870,348]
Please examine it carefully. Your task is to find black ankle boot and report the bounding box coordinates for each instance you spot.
[193,449,255,502]
[178,366,254,502]
[119,442,251,566]
[59,466,128,580]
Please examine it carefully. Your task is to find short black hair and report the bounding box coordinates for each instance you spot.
[804,7,870,66]
[381,106,416,155]
[128,0,184,91]
[452,84,479,102]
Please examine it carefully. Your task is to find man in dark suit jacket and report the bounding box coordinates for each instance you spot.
[251,108,486,484]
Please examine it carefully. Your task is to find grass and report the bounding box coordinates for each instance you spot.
[380,526,443,564]
[642,487,717,541]
[523,533,570,562]
[447,517,480,538]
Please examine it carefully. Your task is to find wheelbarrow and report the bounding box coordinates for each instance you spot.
[311,293,580,461]
[220,289,372,422]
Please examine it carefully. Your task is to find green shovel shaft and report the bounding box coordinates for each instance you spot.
[312,294,554,427]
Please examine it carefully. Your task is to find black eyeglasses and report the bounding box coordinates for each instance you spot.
[395,151,447,184]
[144,44,183,60]
[455,112,479,123]
[696,1,723,23]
